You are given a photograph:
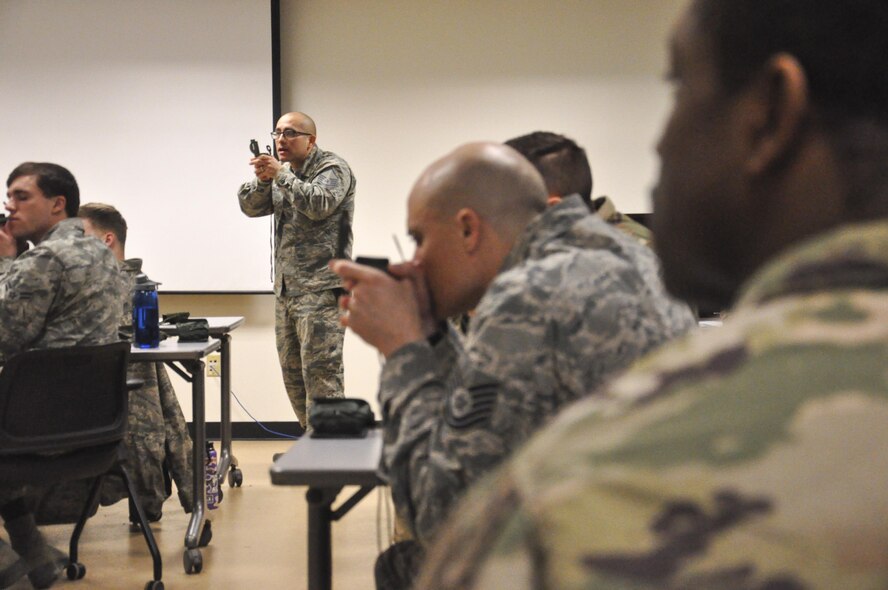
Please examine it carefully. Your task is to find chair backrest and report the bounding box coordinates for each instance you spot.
[0,341,131,455]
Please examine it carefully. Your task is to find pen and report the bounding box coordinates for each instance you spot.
[392,234,406,262]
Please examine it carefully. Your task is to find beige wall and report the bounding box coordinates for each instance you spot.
[160,293,381,422]
[165,0,688,424]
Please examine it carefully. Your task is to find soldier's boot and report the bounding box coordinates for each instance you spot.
[3,514,59,589]
[0,538,27,589]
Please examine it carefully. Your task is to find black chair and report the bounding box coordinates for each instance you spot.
[0,342,163,590]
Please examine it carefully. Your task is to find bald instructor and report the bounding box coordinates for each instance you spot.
[238,112,356,428]
[333,142,695,587]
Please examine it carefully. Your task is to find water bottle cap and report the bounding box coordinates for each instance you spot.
[134,272,161,290]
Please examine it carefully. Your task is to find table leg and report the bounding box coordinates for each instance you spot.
[306,487,341,590]
[217,333,241,487]
[183,359,208,573]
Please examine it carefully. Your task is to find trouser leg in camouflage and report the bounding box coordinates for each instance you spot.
[156,363,194,513]
[275,290,345,427]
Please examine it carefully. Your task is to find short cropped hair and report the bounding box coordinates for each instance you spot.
[694,0,888,218]
[505,132,593,208]
[7,162,80,218]
[695,0,888,126]
[78,202,128,246]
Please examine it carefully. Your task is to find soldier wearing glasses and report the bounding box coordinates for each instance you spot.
[238,112,356,429]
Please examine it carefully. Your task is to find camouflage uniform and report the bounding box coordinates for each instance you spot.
[238,144,355,426]
[100,259,193,517]
[31,260,195,522]
[0,218,122,506]
[0,218,120,363]
[380,196,696,547]
[593,195,653,247]
[418,220,888,590]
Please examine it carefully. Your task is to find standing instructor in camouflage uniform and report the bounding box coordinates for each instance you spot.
[238,112,356,427]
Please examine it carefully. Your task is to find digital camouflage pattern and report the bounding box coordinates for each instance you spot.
[32,258,194,523]
[109,259,193,516]
[238,144,354,424]
[418,220,888,590]
[0,218,122,507]
[275,289,345,426]
[0,218,120,363]
[379,196,697,545]
[593,195,653,248]
[238,144,356,297]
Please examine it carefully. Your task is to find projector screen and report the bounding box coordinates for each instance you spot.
[0,0,276,291]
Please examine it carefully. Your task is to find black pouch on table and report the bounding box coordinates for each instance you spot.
[177,319,210,342]
[162,312,190,324]
[309,398,375,438]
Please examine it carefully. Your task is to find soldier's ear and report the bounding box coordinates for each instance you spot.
[455,208,481,253]
[744,53,809,176]
[546,195,562,207]
[51,195,67,216]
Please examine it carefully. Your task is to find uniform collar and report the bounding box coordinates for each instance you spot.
[37,217,83,243]
[501,195,590,274]
[736,219,888,308]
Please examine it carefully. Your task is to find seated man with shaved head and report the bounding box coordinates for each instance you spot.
[332,142,695,587]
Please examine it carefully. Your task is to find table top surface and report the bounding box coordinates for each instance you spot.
[160,316,244,336]
[130,337,221,361]
[270,428,383,488]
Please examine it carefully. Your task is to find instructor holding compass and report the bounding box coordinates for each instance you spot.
[238,111,356,429]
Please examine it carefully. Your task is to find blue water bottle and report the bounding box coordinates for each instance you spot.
[132,273,160,348]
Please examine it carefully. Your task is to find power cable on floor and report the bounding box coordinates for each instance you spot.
[230,388,300,440]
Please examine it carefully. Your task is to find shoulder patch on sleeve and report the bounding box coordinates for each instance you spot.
[445,381,499,429]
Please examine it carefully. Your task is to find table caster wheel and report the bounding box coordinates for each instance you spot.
[228,467,243,487]
[183,548,203,574]
[198,520,213,547]
[66,562,86,580]
[145,580,164,590]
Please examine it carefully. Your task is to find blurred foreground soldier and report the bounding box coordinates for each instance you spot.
[0,163,120,589]
[419,1,888,588]
[505,130,653,246]
[332,142,695,588]
[238,111,356,428]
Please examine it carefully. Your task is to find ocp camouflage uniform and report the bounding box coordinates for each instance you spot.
[380,196,696,549]
[0,218,122,506]
[418,219,888,590]
[593,195,653,247]
[238,144,355,426]
[32,258,195,523]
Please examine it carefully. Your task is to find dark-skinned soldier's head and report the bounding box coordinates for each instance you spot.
[653,0,888,310]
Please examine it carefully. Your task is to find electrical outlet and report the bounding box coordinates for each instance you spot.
[206,353,221,378]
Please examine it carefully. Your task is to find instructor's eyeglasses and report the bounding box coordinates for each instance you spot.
[270,129,313,140]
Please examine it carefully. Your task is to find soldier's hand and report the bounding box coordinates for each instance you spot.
[251,155,281,182]
[0,224,19,258]
[388,261,437,338]
[330,259,426,357]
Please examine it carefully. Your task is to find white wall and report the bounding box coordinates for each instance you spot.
[161,0,689,424]
[0,0,275,291]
